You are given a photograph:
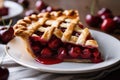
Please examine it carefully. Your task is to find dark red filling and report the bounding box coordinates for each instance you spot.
[29,27,103,65]
[0,7,9,16]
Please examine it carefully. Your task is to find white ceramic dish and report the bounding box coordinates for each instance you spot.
[1,1,23,20]
[5,30,120,74]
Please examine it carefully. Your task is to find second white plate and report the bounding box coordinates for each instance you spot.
[1,1,23,20]
[5,30,120,74]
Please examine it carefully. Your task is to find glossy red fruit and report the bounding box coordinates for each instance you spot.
[41,48,52,58]
[97,8,112,16]
[101,13,113,20]
[81,49,91,59]
[86,14,102,27]
[31,45,41,56]
[30,36,47,45]
[92,50,103,63]
[48,38,61,49]
[25,10,38,16]
[35,0,47,11]
[0,67,9,80]
[57,48,67,59]
[0,27,14,44]
[113,16,120,28]
[69,47,81,58]
[101,18,117,33]
[46,6,53,12]
[18,0,29,8]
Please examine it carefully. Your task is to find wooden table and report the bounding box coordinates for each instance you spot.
[7,0,120,80]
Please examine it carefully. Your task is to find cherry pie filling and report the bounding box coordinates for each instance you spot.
[28,26,103,65]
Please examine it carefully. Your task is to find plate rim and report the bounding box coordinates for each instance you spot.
[1,1,23,20]
[5,30,120,74]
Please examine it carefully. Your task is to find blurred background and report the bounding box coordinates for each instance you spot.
[29,0,120,26]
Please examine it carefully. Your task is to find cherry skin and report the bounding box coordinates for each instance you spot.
[69,47,81,58]
[0,26,14,44]
[18,0,29,8]
[35,0,47,11]
[57,47,67,60]
[101,13,113,20]
[41,48,52,58]
[81,49,91,59]
[97,8,112,16]
[25,10,38,16]
[113,16,120,28]
[85,14,102,27]
[0,67,9,80]
[101,18,117,33]
[48,38,61,49]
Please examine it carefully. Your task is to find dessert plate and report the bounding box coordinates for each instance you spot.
[0,1,23,21]
[5,30,120,74]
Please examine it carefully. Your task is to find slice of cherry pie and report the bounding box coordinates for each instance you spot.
[13,10,103,64]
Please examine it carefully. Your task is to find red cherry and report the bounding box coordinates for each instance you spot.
[0,26,14,44]
[46,6,53,12]
[92,50,103,63]
[113,16,120,28]
[41,48,52,58]
[35,0,47,11]
[69,47,81,58]
[31,45,41,56]
[57,47,67,59]
[0,67,9,80]
[18,0,29,8]
[81,49,91,59]
[101,18,117,33]
[29,36,47,45]
[101,13,113,20]
[41,9,47,13]
[25,10,38,16]
[85,14,102,27]
[97,8,112,16]
[48,38,61,49]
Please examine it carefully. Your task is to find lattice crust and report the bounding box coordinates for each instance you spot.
[13,10,98,47]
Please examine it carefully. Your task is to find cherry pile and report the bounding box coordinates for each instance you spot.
[86,8,120,33]
[0,26,14,44]
[18,0,63,16]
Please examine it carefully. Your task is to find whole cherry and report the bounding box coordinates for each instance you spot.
[85,14,102,27]
[25,10,38,16]
[69,47,81,58]
[18,0,29,8]
[97,8,112,16]
[101,18,117,33]
[35,0,47,11]
[41,48,52,58]
[81,49,91,59]
[0,26,14,44]
[57,47,67,60]
[113,16,120,28]
[0,67,9,80]
[101,13,114,20]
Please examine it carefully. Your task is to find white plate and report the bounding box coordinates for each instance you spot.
[1,1,23,20]
[5,30,120,74]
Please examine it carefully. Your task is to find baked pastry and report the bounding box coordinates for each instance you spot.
[0,0,9,17]
[13,10,103,64]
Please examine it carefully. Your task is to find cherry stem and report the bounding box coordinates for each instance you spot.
[7,20,13,30]
[90,0,96,15]
[2,20,6,26]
